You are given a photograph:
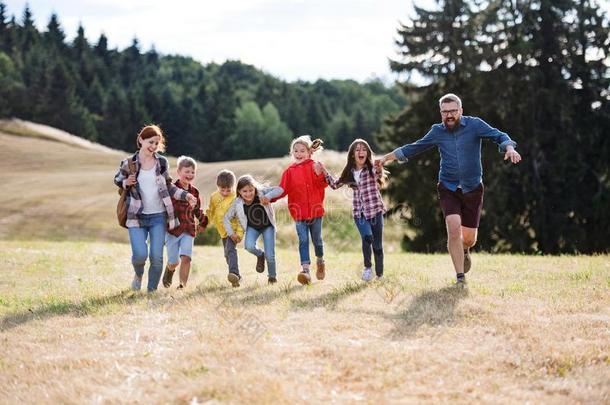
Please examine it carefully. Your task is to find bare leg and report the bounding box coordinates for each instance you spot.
[446,214,464,274]
[462,226,478,249]
[179,255,191,287]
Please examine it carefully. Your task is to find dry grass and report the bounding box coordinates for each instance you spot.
[0,126,405,251]
[0,240,608,404]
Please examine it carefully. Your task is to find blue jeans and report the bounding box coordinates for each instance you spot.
[295,217,324,265]
[354,212,384,276]
[244,225,277,277]
[128,213,166,292]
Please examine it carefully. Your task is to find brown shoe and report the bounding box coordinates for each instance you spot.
[316,259,326,280]
[227,272,241,287]
[297,270,311,285]
[162,266,175,288]
[463,249,472,274]
[268,277,277,285]
[256,253,265,273]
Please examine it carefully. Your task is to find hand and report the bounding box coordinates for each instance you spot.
[186,193,197,207]
[260,196,271,205]
[313,161,324,176]
[374,157,385,169]
[124,174,137,188]
[230,234,241,244]
[504,147,522,164]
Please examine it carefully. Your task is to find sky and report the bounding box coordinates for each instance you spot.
[3,0,431,83]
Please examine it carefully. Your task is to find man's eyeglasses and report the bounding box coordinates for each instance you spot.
[440,109,459,116]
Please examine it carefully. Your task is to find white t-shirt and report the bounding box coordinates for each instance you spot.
[138,167,165,214]
[353,168,363,184]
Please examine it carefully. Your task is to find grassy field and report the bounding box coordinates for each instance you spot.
[1,120,608,404]
[0,240,609,404]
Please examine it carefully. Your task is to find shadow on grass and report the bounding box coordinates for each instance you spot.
[186,278,301,307]
[290,280,371,311]
[0,290,146,332]
[389,284,469,338]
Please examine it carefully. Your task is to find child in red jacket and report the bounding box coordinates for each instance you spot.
[277,135,328,285]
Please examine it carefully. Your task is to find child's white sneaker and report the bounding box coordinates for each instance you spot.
[361,268,373,282]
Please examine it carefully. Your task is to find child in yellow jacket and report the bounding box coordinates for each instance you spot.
[207,170,244,287]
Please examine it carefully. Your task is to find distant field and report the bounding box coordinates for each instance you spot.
[0,240,608,403]
[0,119,406,251]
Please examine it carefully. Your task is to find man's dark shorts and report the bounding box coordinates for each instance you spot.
[437,182,484,228]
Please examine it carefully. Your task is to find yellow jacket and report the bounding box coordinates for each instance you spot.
[206,190,244,239]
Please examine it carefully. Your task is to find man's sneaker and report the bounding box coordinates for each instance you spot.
[463,248,472,274]
[456,273,467,286]
[297,270,311,285]
[316,259,326,280]
[361,268,373,282]
[268,277,277,285]
[162,267,175,288]
[131,275,142,291]
[256,253,266,273]
[227,273,241,288]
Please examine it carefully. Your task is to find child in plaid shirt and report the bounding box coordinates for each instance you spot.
[318,139,388,281]
[161,156,208,290]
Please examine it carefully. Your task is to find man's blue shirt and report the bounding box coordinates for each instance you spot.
[392,116,517,192]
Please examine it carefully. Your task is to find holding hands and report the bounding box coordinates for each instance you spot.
[230,234,242,244]
[313,161,327,176]
[186,193,197,207]
[123,174,137,188]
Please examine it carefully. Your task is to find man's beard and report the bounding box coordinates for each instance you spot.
[444,117,460,130]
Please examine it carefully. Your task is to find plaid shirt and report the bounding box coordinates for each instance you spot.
[168,180,207,237]
[114,153,188,230]
[326,167,385,219]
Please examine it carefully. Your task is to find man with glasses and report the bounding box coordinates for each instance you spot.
[375,93,521,285]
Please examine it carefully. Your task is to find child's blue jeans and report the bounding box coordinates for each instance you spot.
[244,225,277,277]
[295,217,324,265]
[354,212,384,277]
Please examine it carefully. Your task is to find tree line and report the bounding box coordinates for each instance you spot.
[0,2,404,161]
[382,0,610,254]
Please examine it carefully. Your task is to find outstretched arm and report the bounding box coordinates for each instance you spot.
[475,118,521,164]
[374,128,437,168]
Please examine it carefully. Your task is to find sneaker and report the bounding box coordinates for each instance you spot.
[227,272,241,288]
[177,284,185,290]
[361,268,373,282]
[162,266,175,288]
[463,248,472,274]
[457,273,467,286]
[268,277,277,285]
[297,270,311,285]
[316,259,326,280]
[256,253,266,273]
[131,275,142,291]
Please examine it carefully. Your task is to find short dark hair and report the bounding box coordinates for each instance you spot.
[216,169,236,188]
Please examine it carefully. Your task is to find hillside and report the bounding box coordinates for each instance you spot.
[0,119,402,249]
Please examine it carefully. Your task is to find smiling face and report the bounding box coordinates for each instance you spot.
[177,165,196,186]
[138,135,160,157]
[440,101,463,130]
[238,184,256,204]
[292,142,311,163]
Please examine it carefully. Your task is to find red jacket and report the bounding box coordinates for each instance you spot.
[277,159,328,221]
